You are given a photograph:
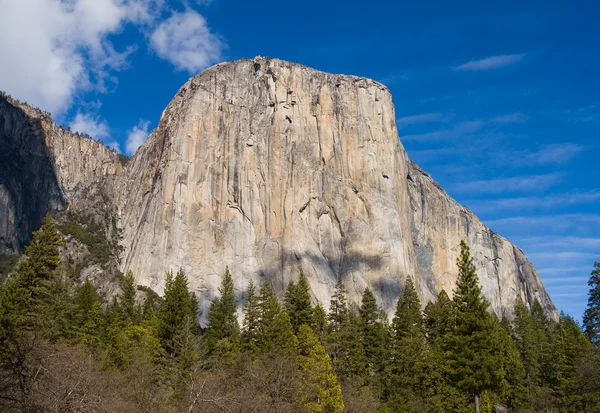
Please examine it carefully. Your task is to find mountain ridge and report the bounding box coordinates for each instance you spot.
[0,57,557,321]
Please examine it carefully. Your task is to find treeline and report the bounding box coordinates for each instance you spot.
[0,216,599,412]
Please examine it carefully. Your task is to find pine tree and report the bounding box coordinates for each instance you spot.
[512,296,541,407]
[312,304,327,337]
[117,270,139,325]
[359,287,387,379]
[0,214,64,407]
[157,269,198,356]
[449,240,505,413]
[72,278,102,340]
[495,320,528,409]
[387,277,428,409]
[583,262,600,347]
[392,277,422,337]
[257,281,297,354]
[296,324,344,413]
[242,280,260,352]
[284,269,314,333]
[335,306,367,380]
[424,289,455,344]
[328,280,348,330]
[205,266,241,356]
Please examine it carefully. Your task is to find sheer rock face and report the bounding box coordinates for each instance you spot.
[0,58,556,321]
[0,96,122,254]
[117,58,555,319]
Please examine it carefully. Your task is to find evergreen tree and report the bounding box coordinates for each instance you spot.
[157,269,198,356]
[241,280,260,352]
[512,296,541,407]
[336,306,367,380]
[496,320,528,409]
[296,324,344,413]
[257,281,297,354]
[424,289,455,343]
[448,240,505,413]
[392,277,422,337]
[328,280,348,329]
[205,266,241,355]
[72,278,102,340]
[359,288,387,379]
[117,270,139,324]
[583,262,600,347]
[284,269,314,333]
[312,304,327,337]
[387,277,429,409]
[0,214,64,407]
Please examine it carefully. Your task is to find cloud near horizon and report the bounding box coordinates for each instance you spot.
[125,119,152,156]
[0,0,224,152]
[454,53,526,71]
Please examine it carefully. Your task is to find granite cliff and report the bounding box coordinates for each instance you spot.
[0,58,557,320]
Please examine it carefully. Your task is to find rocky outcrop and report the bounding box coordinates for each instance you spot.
[117,57,555,320]
[0,58,557,321]
[0,94,123,254]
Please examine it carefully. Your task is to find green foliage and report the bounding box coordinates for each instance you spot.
[386,277,429,409]
[0,221,598,411]
[157,269,198,356]
[0,254,18,281]
[241,280,260,352]
[205,266,241,356]
[58,213,114,265]
[312,304,327,337]
[359,287,388,384]
[583,262,600,347]
[424,289,454,343]
[284,269,314,333]
[512,296,542,406]
[448,240,505,408]
[257,281,297,354]
[116,270,140,325]
[296,325,344,413]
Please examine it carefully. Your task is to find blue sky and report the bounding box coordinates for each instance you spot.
[0,0,598,319]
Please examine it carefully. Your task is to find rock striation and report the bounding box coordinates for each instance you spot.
[0,58,557,321]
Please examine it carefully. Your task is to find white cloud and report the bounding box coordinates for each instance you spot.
[0,0,163,115]
[396,112,453,128]
[464,191,600,214]
[402,120,484,142]
[126,119,151,155]
[451,173,562,195]
[150,10,223,74]
[491,113,528,123]
[454,53,526,71]
[69,111,110,139]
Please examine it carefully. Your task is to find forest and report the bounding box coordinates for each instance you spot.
[0,215,599,412]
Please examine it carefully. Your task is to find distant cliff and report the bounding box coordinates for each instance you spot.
[0,58,557,321]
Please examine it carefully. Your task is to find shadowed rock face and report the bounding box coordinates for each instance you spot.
[0,58,557,322]
[0,95,122,254]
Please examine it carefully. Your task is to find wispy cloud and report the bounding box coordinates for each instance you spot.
[451,173,562,195]
[509,143,584,166]
[491,113,528,124]
[397,112,453,128]
[538,266,595,276]
[454,53,526,71]
[69,112,109,139]
[402,120,484,142]
[569,103,598,123]
[485,214,600,238]
[464,191,600,214]
[150,10,223,74]
[543,277,590,284]
[125,119,151,156]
